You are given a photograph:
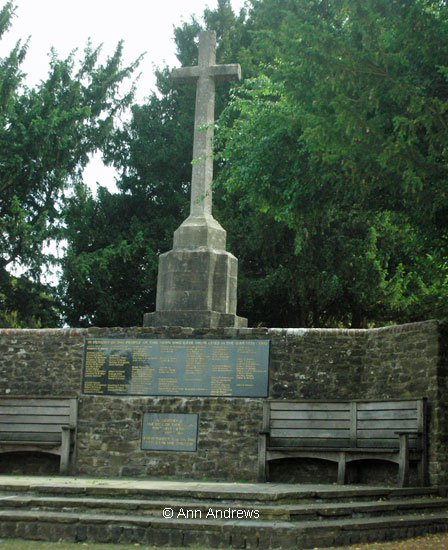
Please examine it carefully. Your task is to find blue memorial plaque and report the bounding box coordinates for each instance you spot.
[82,338,269,397]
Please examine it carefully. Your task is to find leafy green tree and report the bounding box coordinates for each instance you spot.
[0,273,61,328]
[59,73,194,326]
[0,1,140,326]
[60,185,160,327]
[216,0,448,326]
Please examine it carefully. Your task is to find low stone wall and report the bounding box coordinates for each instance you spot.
[0,321,446,485]
[0,328,85,396]
[77,395,260,480]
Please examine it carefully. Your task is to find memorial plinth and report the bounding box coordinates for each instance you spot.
[144,30,247,329]
[145,215,246,329]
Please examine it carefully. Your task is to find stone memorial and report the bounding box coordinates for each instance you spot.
[144,30,247,328]
[0,18,447,550]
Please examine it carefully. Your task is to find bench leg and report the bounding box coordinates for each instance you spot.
[60,426,71,475]
[258,434,268,482]
[398,433,410,488]
[337,452,347,485]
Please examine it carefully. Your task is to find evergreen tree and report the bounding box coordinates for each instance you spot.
[216,0,448,326]
[0,2,140,327]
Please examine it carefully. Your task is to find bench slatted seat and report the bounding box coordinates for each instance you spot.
[259,398,427,487]
[0,397,77,474]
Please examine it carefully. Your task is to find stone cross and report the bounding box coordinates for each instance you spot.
[143,31,248,329]
[171,30,241,217]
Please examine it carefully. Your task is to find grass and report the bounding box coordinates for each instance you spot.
[1,534,448,550]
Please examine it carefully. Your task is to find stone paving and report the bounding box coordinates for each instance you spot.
[0,476,447,549]
[0,474,422,496]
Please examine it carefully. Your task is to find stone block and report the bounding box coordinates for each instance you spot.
[155,247,238,314]
[0,521,17,538]
[144,310,248,329]
[173,215,227,250]
[147,526,171,546]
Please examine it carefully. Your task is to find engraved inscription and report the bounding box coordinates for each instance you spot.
[142,413,198,451]
[82,339,269,397]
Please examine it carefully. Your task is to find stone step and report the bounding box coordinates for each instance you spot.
[1,494,448,522]
[0,508,447,549]
[286,497,448,521]
[0,478,445,505]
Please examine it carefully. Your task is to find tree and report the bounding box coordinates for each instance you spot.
[0,1,140,326]
[0,273,61,328]
[60,184,161,327]
[216,0,448,326]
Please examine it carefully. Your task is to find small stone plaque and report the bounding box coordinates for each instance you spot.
[142,413,198,452]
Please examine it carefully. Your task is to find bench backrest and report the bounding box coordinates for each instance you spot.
[356,400,425,450]
[265,399,426,450]
[0,397,77,444]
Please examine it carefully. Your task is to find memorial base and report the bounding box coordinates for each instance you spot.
[143,310,247,329]
[145,211,248,329]
[144,234,248,329]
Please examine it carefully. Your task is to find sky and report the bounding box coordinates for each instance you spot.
[1,0,248,192]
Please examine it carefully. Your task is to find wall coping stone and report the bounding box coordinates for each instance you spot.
[0,328,88,336]
[267,320,440,336]
[0,320,441,338]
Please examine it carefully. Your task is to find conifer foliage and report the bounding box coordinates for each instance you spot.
[0,2,139,326]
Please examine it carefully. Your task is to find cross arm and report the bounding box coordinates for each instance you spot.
[210,64,241,82]
[171,64,241,84]
[171,66,202,83]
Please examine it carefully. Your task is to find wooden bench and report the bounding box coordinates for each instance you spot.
[0,397,77,474]
[258,398,427,487]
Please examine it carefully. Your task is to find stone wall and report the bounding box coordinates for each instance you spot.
[0,328,85,396]
[0,321,446,485]
[363,322,442,483]
[435,322,448,483]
